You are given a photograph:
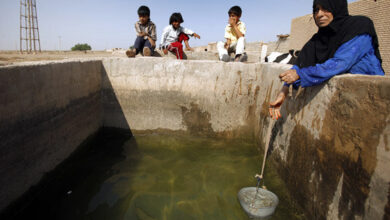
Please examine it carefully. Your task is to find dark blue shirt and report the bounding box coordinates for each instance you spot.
[288,34,384,88]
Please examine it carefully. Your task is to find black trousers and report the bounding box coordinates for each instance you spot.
[134,36,154,54]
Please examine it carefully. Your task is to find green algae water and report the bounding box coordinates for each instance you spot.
[3,129,304,220]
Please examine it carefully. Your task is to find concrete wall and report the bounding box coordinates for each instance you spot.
[101,57,390,219]
[101,57,282,137]
[289,0,390,75]
[0,59,103,212]
[260,73,390,220]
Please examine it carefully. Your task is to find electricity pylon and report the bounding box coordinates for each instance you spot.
[20,0,41,53]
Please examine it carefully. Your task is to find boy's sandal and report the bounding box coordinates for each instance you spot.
[234,55,241,62]
[240,53,248,62]
[126,50,136,58]
[143,47,152,56]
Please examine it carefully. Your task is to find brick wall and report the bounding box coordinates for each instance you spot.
[289,0,390,75]
[288,15,317,51]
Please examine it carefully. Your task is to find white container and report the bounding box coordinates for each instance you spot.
[238,187,279,219]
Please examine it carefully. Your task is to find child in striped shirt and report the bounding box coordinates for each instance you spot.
[126,6,157,57]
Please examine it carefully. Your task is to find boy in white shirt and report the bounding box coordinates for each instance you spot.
[217,6,247,62]
[160,13,200,59]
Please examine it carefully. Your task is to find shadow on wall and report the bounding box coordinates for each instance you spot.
[140,50,188,59]
[268,84,325,154]
[0,128,140,220]
[101,63,132,132]
[256,81,325,156]
[0,60,107,217]
[0,62,136,219]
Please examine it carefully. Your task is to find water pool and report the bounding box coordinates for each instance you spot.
[3,128,304,220]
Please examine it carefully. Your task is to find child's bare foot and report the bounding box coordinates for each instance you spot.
[143,47,151,56]
[185,47,193,51]
[126,50,136,58]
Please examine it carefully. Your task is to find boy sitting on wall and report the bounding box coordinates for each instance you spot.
[126,6,157,57]
[217,6,248,62]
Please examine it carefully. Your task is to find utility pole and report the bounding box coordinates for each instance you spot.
[58,36,61,51]
[20,0,41,53]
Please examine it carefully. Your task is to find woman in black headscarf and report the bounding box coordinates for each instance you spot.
[269,0,384,120]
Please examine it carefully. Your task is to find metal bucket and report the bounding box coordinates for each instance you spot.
[238,187,279,219]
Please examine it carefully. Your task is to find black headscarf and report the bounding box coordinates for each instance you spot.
[295,0,382,68]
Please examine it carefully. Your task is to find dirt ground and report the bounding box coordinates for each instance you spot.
[0,50,124,66]
[0,49,254,66]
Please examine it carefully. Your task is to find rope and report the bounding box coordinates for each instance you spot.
[255,118,275,189]
[250,120,275,208]
[255,83,294,189]
[250,83,295,210]
[255,83,293,187]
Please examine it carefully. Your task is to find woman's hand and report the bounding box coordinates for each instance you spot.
[279,69,300,84]
[269,86,289,120]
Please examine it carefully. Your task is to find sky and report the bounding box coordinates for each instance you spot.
[0,0,357,51]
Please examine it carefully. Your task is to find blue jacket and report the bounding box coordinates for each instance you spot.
[288,34,384,88]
